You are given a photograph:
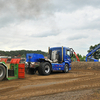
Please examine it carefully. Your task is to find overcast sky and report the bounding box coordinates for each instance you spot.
[0,0,100,56]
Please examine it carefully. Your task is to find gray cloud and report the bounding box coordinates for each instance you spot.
[0,0,52,27]
[68,34,88,40]
[51,0,100,12]
[1,0,100,28]
[0,0,51,16]
[0,0,100,29]
[31,29,60,37]
[82,18,100,30]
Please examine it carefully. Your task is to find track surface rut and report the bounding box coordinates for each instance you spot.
[0,70,100,100]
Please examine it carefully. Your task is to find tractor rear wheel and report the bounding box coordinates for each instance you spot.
[0,65,6,81]
[38,62,51,75]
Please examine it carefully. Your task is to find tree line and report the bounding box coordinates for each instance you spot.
[72,54,86,61]
[0,50,47,57]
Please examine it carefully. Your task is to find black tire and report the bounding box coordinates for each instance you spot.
[25,68,30,74]
[0,65,6,81]
[63,64,69,73]
[25,68,36,74]
[31,68,36,74]
[38,62,44,75]
[38,62,51,75]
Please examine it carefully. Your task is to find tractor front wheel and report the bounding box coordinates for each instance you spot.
[63,64,69,73]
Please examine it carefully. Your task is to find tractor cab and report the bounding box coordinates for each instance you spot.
[48,46,73,63]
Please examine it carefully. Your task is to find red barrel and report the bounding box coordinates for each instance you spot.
[18,64,25,78]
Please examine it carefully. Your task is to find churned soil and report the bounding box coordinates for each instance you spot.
[0,69,100,100]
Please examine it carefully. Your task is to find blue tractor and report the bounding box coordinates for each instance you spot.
[25,46,73,75]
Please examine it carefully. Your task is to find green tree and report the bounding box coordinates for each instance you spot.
[21,54,26,58]
[87,43,100,59]
[71,53,86,61]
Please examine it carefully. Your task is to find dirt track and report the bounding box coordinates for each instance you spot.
[0,69,100,100]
